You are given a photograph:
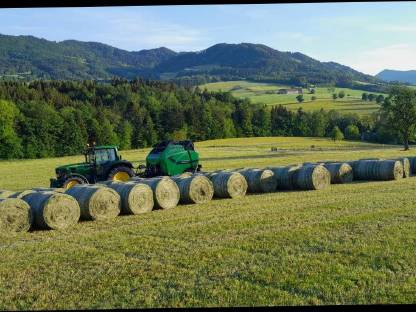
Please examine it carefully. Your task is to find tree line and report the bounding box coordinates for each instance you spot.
[0,78,414,159]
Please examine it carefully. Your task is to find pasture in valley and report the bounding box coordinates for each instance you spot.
[200,81,384,115]
[0,136,415,309]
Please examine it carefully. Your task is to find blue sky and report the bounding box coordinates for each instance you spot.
[0,2,415,75]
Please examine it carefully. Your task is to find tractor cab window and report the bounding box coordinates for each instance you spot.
[95,149,117,164]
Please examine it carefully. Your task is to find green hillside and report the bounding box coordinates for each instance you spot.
[200,80,385,115]
[1,137,415,309]
[0,34,386,89]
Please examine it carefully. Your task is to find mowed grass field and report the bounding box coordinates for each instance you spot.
[200,81,383,115]
[1,137,416,309]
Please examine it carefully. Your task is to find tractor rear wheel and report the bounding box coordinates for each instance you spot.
[107,166,135,182]
[63,176,86,189]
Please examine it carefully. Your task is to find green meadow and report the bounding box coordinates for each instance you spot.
[1,137,415,309]
[200,80,385,115]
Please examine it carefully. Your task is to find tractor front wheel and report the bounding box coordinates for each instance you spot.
[63,176,86,189]
[107,166,135,182]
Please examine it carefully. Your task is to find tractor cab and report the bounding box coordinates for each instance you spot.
[85,145,121,165]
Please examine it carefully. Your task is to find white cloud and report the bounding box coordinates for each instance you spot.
[339,43,416,75]
[88,12,208,51]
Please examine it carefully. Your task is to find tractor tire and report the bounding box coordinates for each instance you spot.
[63,176,86,189]
[107,166,135,182]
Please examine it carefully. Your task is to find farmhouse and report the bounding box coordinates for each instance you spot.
[277,88,303,94]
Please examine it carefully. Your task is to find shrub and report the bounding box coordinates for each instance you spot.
[330,126,344,141]
[344,124,360,140]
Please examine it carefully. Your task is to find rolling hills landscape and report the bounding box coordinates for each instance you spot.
[2,2,416,310]
[0,33,382,88]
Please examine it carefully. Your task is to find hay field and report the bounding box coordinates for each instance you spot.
[199,81,384,115]
[0,137,416,309]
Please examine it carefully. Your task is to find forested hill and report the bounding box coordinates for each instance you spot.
[0,34,380,87]
[376,69,416,84]
[0,79,398,160]
[0,34,176,81]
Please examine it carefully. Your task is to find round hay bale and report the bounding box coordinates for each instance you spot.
[269,165,301,190]
[171,175,214,204]
[65,185,121,220]
[0,190,16,199]
[346,160,359,177]
[374,160,403,180]
[323,162,353,184]
[408,156,416,174]
[392,157,410,178]
[302,161,323,166]
[359,158,380,161]
[8,190,37,199]
[293,164,331,190]
[354,160,379,180]
[31,187,66,193]
[0,198,33,233]
[21,191,80,230]
[97,180,117,186]
[203,170,226,179]
[101,181,154,214]
[237,168,276,193]
[132,177,179,210]
[177,172,193,178]
[321,160,339,164]
[204,171,247,198]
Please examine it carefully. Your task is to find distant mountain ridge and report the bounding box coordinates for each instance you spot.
[0,33,381,87]
[376,69,416,84]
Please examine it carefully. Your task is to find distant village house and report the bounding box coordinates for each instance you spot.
[277,88,303,95]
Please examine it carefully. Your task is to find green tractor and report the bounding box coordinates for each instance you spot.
[50,145,135,189]
[50,140,201,189]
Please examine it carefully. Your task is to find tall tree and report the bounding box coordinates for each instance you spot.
[270,105,294,136]
[252,105,271,137]
[381,86,416,150]
[117,120,133,150]
[0,100,23,159]
[309,110,327,137]
[330,126,344,141]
